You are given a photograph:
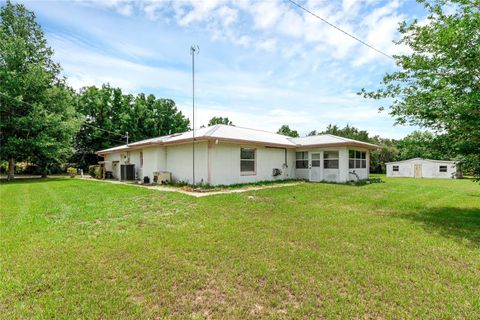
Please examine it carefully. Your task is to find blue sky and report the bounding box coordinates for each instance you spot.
[13,0,427,138]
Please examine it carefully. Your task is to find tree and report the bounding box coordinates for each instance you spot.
[277,125,299,137]
[73,85,190,169]
[0,1,79,179]
[319,124,370,142]
[208,116,233,126]
[395,131,443,160]
[360,0,480,178]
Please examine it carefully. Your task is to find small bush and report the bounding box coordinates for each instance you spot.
[88,165,96,178]
[346,177,385,186]
[88,165,101,179]
[67,167,77,178]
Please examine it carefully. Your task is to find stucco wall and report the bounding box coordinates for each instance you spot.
[142,146,166,181]
[165,142,209,184]
[104,153,121,179]
[209,142,295,185]
[386,159,457,179]
[101,143,371,185]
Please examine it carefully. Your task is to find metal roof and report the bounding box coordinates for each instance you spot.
[386,158,457,164]
[96,124,379,154]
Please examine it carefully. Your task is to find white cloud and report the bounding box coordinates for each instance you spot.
[257,38,277,51]
[28,0,422,139]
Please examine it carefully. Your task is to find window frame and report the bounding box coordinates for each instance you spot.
[324,150,339,169]
[240,147,256,175]
[311,153,321,168]
[439,165,447,172]
[295,152,309,169]
[140,151,143,168]
[392,165,399,172]
[349,150,367,169]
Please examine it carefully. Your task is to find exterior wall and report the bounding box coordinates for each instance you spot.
[130,150,143,179]
[101,143,371,185]
[294,147,370,183]
[104,153,121,179]
[165,142,209,184]
[209,142,295,186]
[386,159,457,179]
[142,146,166,181]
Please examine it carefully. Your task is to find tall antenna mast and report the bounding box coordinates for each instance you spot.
[190,45,199,186]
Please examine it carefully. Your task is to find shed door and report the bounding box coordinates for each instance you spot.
[414,164,422,178]
[309,153,321,182]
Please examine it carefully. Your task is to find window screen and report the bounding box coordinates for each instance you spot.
[324,151,339,169]
[439,165,447,172]
[240,148,256,173]
[311,153,320,167]
[393,165,399,172]
[296,152,308,169]
[349,150,367,169]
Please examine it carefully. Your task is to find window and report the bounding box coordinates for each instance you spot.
[439,165,447,172]
[311,153,320,167]
[140,152,143,168]
[393,165,399,172]
[240,148,256,174]
[349,150,367,169]
[296,152,308,169]
[324,151,339,169]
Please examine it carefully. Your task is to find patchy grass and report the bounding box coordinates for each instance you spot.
[0,176,479,318]
[161,178,303,192]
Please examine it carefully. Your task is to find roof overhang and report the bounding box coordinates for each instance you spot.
[96,136,298,155]
[96,137,378,155]
[296,142,379,151]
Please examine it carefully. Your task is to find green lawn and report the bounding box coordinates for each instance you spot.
[1,177,479,319]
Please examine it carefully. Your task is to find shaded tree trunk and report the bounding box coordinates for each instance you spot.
[7,158,15,181]
[41,166,48,178]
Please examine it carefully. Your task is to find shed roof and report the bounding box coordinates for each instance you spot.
[96,124,378,154]
[386,158,457,164]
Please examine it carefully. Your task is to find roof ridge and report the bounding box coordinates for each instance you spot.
[222,124,291,137]
[203,124,221,137]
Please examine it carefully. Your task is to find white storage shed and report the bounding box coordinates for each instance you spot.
[386,158,460,179]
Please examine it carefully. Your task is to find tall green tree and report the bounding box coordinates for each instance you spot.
[73,85,190,168]
[0,1,79,179]
[394,131,451,160]
[360,0,480,178]
[319,124,370,142]
[208,116,233,126]
[277,125,299,137]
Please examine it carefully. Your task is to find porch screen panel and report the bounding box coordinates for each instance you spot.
[349,150,367,169]
[296,152,308,169]
[324,151,339,169]
[311,153,320,167]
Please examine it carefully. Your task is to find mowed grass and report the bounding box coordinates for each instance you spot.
[1,177,479,319]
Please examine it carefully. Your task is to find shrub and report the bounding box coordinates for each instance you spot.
[88,165,96,178]
[88,165,102,179]
[67,167,77,178]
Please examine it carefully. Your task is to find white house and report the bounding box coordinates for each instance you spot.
[96,125,378,185]
[386,158,460,179]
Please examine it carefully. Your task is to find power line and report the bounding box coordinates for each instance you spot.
[285,0,393,59]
